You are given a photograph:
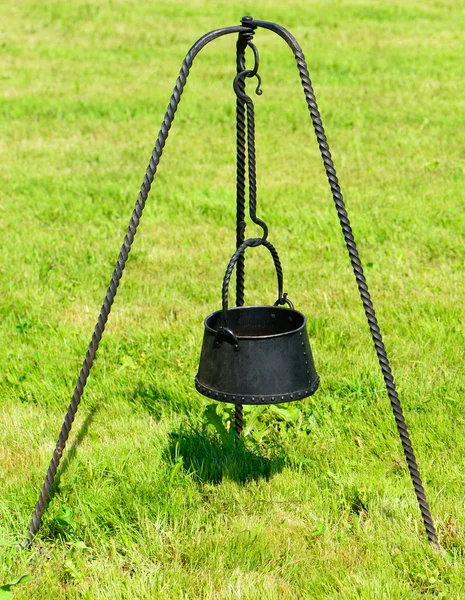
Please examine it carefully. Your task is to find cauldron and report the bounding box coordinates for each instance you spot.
[195,238,319,405]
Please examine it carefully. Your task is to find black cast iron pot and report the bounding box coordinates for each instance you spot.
[195,238,319,405]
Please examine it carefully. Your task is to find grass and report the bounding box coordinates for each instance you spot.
[1,0,465,597]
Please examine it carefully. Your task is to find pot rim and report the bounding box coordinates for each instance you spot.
[203,305,307,340]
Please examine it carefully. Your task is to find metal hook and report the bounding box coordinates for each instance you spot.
[233,70,262,101]
[233,38,268,242]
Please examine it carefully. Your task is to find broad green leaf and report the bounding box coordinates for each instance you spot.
[0,575,32,598]
[204,404,233,448]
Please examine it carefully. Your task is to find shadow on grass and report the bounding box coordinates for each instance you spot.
[48,406,98,501]
[167,427,285,485]
[130,381,185,420]
[23,407,99,544]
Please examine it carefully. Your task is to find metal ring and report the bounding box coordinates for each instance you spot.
[246,41,260,76]
[214,326,240,351]
[274,293,294,310]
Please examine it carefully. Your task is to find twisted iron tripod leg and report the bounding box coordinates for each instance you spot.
[249,18,438,548]
[24,24,253,546]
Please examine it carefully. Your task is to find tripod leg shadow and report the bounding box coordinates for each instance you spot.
[47,406,98,501]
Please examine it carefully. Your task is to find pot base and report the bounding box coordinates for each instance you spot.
[195,374,320,405]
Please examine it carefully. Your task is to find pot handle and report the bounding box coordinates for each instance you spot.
[219,237,293,337]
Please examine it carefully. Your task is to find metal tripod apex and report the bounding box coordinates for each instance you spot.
[24,16,438,549]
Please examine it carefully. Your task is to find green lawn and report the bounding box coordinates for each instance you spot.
[1,0,465,598]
